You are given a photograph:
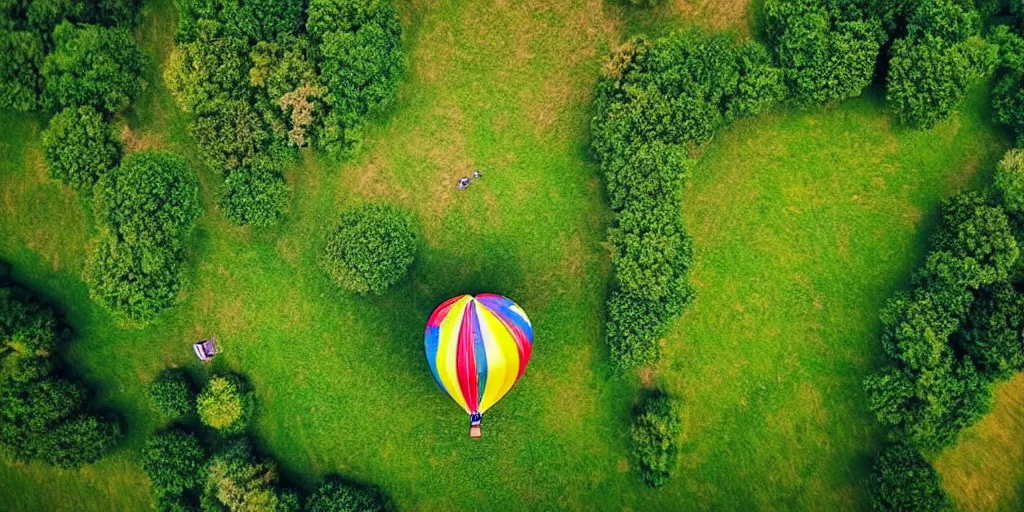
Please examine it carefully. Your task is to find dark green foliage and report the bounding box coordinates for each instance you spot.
[189,99,273,171]
[41,105,121,194]
[196,374,253,433]
[865,189,1020,451]
[220,156,290,227]
[630,393,681,487]
[200,437,288,512]
[0,29,44,111]
[305,476,385,512]
[41,21,145,113]
[148,368,196,418]
[311,0,404,154]
[886,0,996,128]
[592,31,773,370]
[870,443,951,511]
[319,203,418,295]
[994,148,1024,217]
[40,413,121,467]
[0,286,58,382]
[991,25,1024,145]
[85,151,200,325]
[0,286,122,468]
[593,33,782,155]
[932,191,1019,288]
[764,0,884,105]
[959,282,1024,380]
[173,0,304,43]
[142,428,206,497]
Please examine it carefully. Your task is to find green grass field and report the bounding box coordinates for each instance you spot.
[2,0,1023,510]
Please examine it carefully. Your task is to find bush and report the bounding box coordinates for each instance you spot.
[764,0,884,105]
[142,428,206,496]
[959,282,1024,381]
[0,29,44,111]
[39,413,121,468]
[631,393,681,487]
[886,0,996,128]
[319,203,418,295]
[219,156,290,227]
[932,191,1019,288]
[42,106,121,194]
[991,26,1024,145]
[306,476,385,512]
[994,148,1024,217]
[197,374,253,433]
[309,0,404,154]
[165,28,251,115]
[148,369,196,418]
[201,437,287,512]
[85,150,199,324]
[0,286,58,382]
[41,21,145,113]
[870,443,951,511]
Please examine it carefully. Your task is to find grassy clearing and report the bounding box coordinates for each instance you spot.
[1,0,1023,510]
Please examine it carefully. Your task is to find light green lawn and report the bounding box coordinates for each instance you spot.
[1,0,1022,510]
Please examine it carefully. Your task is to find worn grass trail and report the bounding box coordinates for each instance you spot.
[1,0,1022,510]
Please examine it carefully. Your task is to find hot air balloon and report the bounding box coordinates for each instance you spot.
[424,293,533,438]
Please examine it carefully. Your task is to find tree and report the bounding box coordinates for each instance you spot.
[142,428,206,496]
[197,374,253,434]
[764,0,884,105]
[148,368,196,418]
[219,156,290,227]
[886,0,996,128]
[932,191,1019,288]
[42,105,121,194]
[994,148,1024,218]
[41,21,145,113]
[319,203,418,295]
[305,476,385,512]
[0,29,44,111]
[991,26,1024,145]
[870,443,951,511]
[38,413,122,468]
[201,437,287,512]
[164,26,251,114]
[959,282,1024,381]
[85,151,199,324]
[0,285,58,382]
[631,393,681,487]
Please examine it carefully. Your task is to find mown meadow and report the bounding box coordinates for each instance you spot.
[1,0,1022,510]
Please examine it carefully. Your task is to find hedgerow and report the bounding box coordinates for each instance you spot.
[0,284,122,468]
[592,31,782,370]
[166,0,405,226]
[84,151,200,325]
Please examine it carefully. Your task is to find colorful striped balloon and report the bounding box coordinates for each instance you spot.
[424,294,534,438]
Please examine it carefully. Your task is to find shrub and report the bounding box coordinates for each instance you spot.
[41,21,145,113]
[870,443,951,511]
[991,26,1024,145]
[959,282,1024,381]
[38,413,121,468]
[994,148,1024,217]
[886,0,996,128]
[306,476,385,512]
[319,203,418,295]
[42,106,121,194]
[164,29,251,115]
[197,374,253,433]
[0,286,58,382]
[0,29,44,111]
[190,99,274,171]
[201,437,287,512]
[764,0,884,105]
[631,393,681,487]
[142,428,206,496]
[310,0,404,154]
[219,156,290,227]
[85,151,199,324]
[148,369,196,418]
[932,191,1019,288]
[174,0,303,42]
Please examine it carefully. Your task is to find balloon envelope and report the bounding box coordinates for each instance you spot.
[424,294,533,422]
